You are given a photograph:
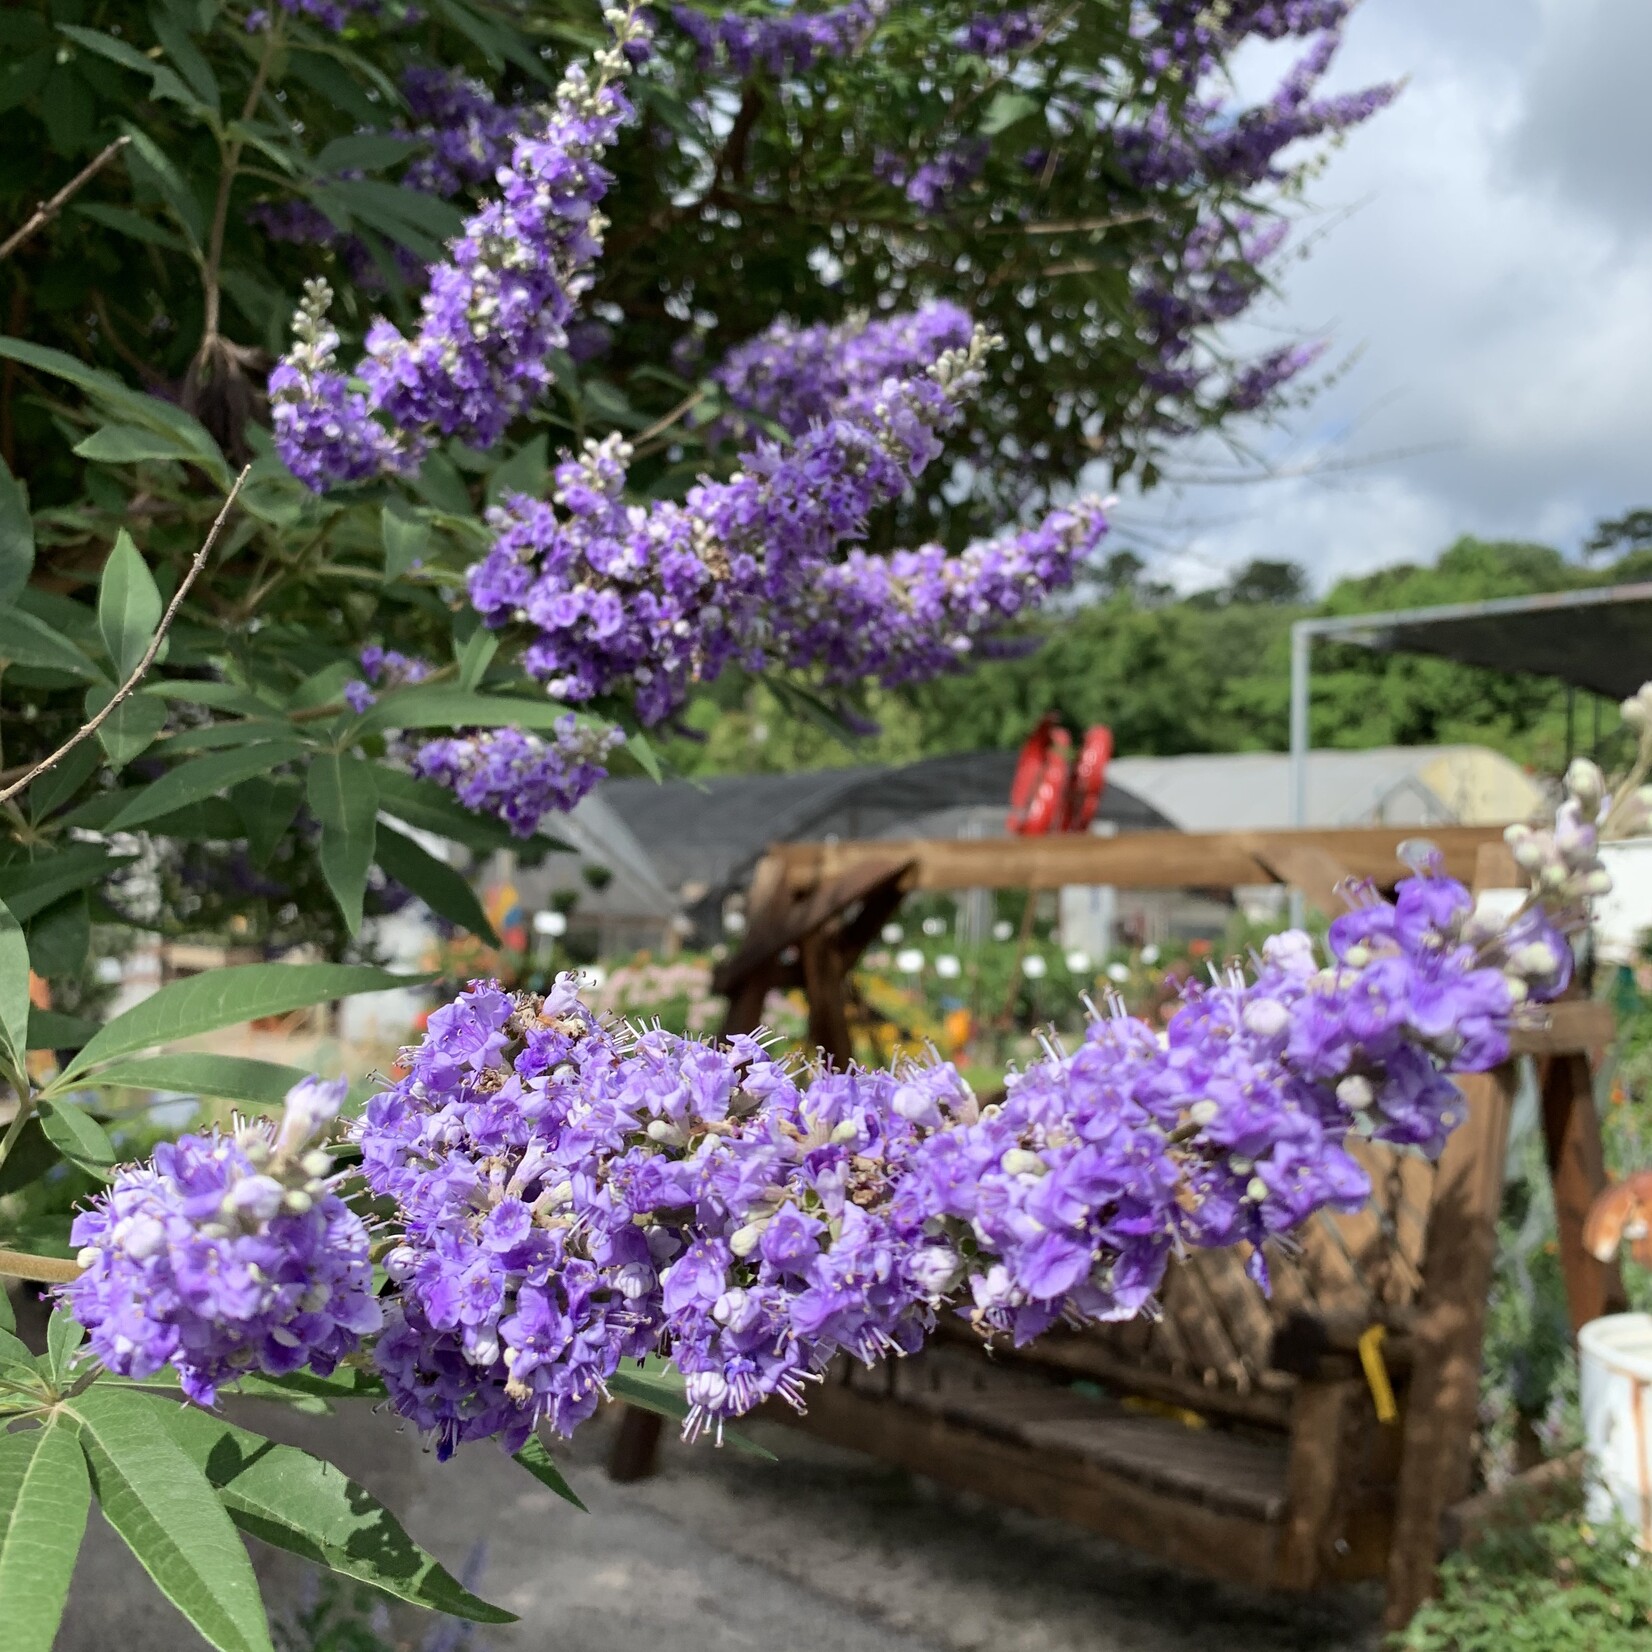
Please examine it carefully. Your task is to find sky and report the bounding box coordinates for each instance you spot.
[1103,0,1652,595]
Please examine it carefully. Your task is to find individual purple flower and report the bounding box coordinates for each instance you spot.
[61,1076,380,1405]
[672,2,880,76]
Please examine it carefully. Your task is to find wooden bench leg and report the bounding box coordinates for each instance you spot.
[1383,1065,1515,1630]
[607,1405,665,1483]
[1274,1377,1362,1589]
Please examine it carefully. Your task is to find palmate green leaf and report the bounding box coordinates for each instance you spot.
[69,1386,275,1652]
[512,1435,587,1511]
[0,1417,91,1652]
[107,741,309,830]
[87,1053,310,1110]
[27,740,102,823]
[73,201,190,253]
[144,680,276,718]
[60,963,424,1081]
[312,132,419,173]
[36,1098,115,1178]
[148,7,220,112]
[0,896,28,1082]
[25,894,90,982]
[0,610,99,678]
[0,1283,12,1335]
[0,453,32,608]
[0,336,225,483]
[0,1120,59,1199]
[152,1404,517,1625]
[374,824,499,945]
[454,624,498,691]
[308,753,378,935]
[609,1364,775,1460]
[379,500,432,581]
[98,530,164,680]
[56,24,209,114]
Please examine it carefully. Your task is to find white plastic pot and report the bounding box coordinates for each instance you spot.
[1580,1312,1652,1546]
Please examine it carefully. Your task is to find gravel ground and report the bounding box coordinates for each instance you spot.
[55,1396,1385,1652]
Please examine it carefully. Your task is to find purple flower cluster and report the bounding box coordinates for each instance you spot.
[1137,0,1351,78]
[62,1078,380,1405]
[345,645,430,713]
[468,325,997,724]
[272,8,650,490]
[410,719,624,838]
[774,497,1109,687]
[1118,31,1396,191]
[875,141,989,213]
[961,9,1043,58]
[671,3,879,76]
[711,302,975,439]
[399,67,539,197]
[356,853,1557,1453]
[263,0,379,32]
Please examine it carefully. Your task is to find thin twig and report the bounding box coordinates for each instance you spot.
[632,387,708,449]
[0,136,132,263]
[0,467,250,806]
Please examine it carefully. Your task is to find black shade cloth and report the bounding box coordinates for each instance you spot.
[600,750,1171,917]
[1336,582,1652,700]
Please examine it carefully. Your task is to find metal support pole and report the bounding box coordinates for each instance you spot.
[1288,621,1312,929]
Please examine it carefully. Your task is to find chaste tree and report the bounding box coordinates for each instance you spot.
[0,5,1607,1651]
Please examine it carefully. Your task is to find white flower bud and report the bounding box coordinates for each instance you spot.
[1242,998,1289,1038]
[1000,1148,1047,1178]
[830,1119,860,1143]
[1564,757,1606,811]
[729,1221,765,1257]
[1245,1177,1269,1203]
[1189,1099,1219,1127]
[646,1118,686,1148]
[1337,1075,1376,1111]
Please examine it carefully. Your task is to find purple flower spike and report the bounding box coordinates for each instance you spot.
[61,1076,380,1405]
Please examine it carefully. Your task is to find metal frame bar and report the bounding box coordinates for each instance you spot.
[1285,580,1652,924]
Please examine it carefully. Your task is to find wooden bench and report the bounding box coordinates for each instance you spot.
[610,833,1622,1630]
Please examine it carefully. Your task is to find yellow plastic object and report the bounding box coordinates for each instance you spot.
[1121,1394,1208,1430]
[1358,1324,1399,1424]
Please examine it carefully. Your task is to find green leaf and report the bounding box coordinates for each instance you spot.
[148,6,219,112]
[45,1307,86,1383]
[625,729,662,782]
[0,1119,60,1199]
[24,895,89,982]
[0,1417,90,1652]
[61,963,421,1080]
[26,1009,97,1052]
[144,680,275,717]
[375,824,498,944]
[152,1405,516,1624]
[308,754,377,935]
[36,1098,115,1177]
[373,767,522,854]
[87,1054,310,1110]
[980,89,1040,135]
[357,685,589,736]
[512,1435,587,1511]
[485,435,547,506]
[56,24,207,112]
[454,626,498,691]
[0,896,27,1080]
[75,424,195,467]
[69,1386,275,1652]
[0,845,122,924]
[0,611,98,678]
[0,454,32,608]
[27,741,102,823]
[98,530,164,682]
[231,775,303,868]
[86,683,169,767]
[0,336,224,482]
[609,1365,775,1460]
[73,202,189,252]
[107,742,308,831]
[380,500,431,579]
[312,133,418,173]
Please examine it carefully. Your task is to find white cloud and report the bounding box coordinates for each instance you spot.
[1117,0,1652,592]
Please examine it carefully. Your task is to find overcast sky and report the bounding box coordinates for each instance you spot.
[1103,0,1652,594]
